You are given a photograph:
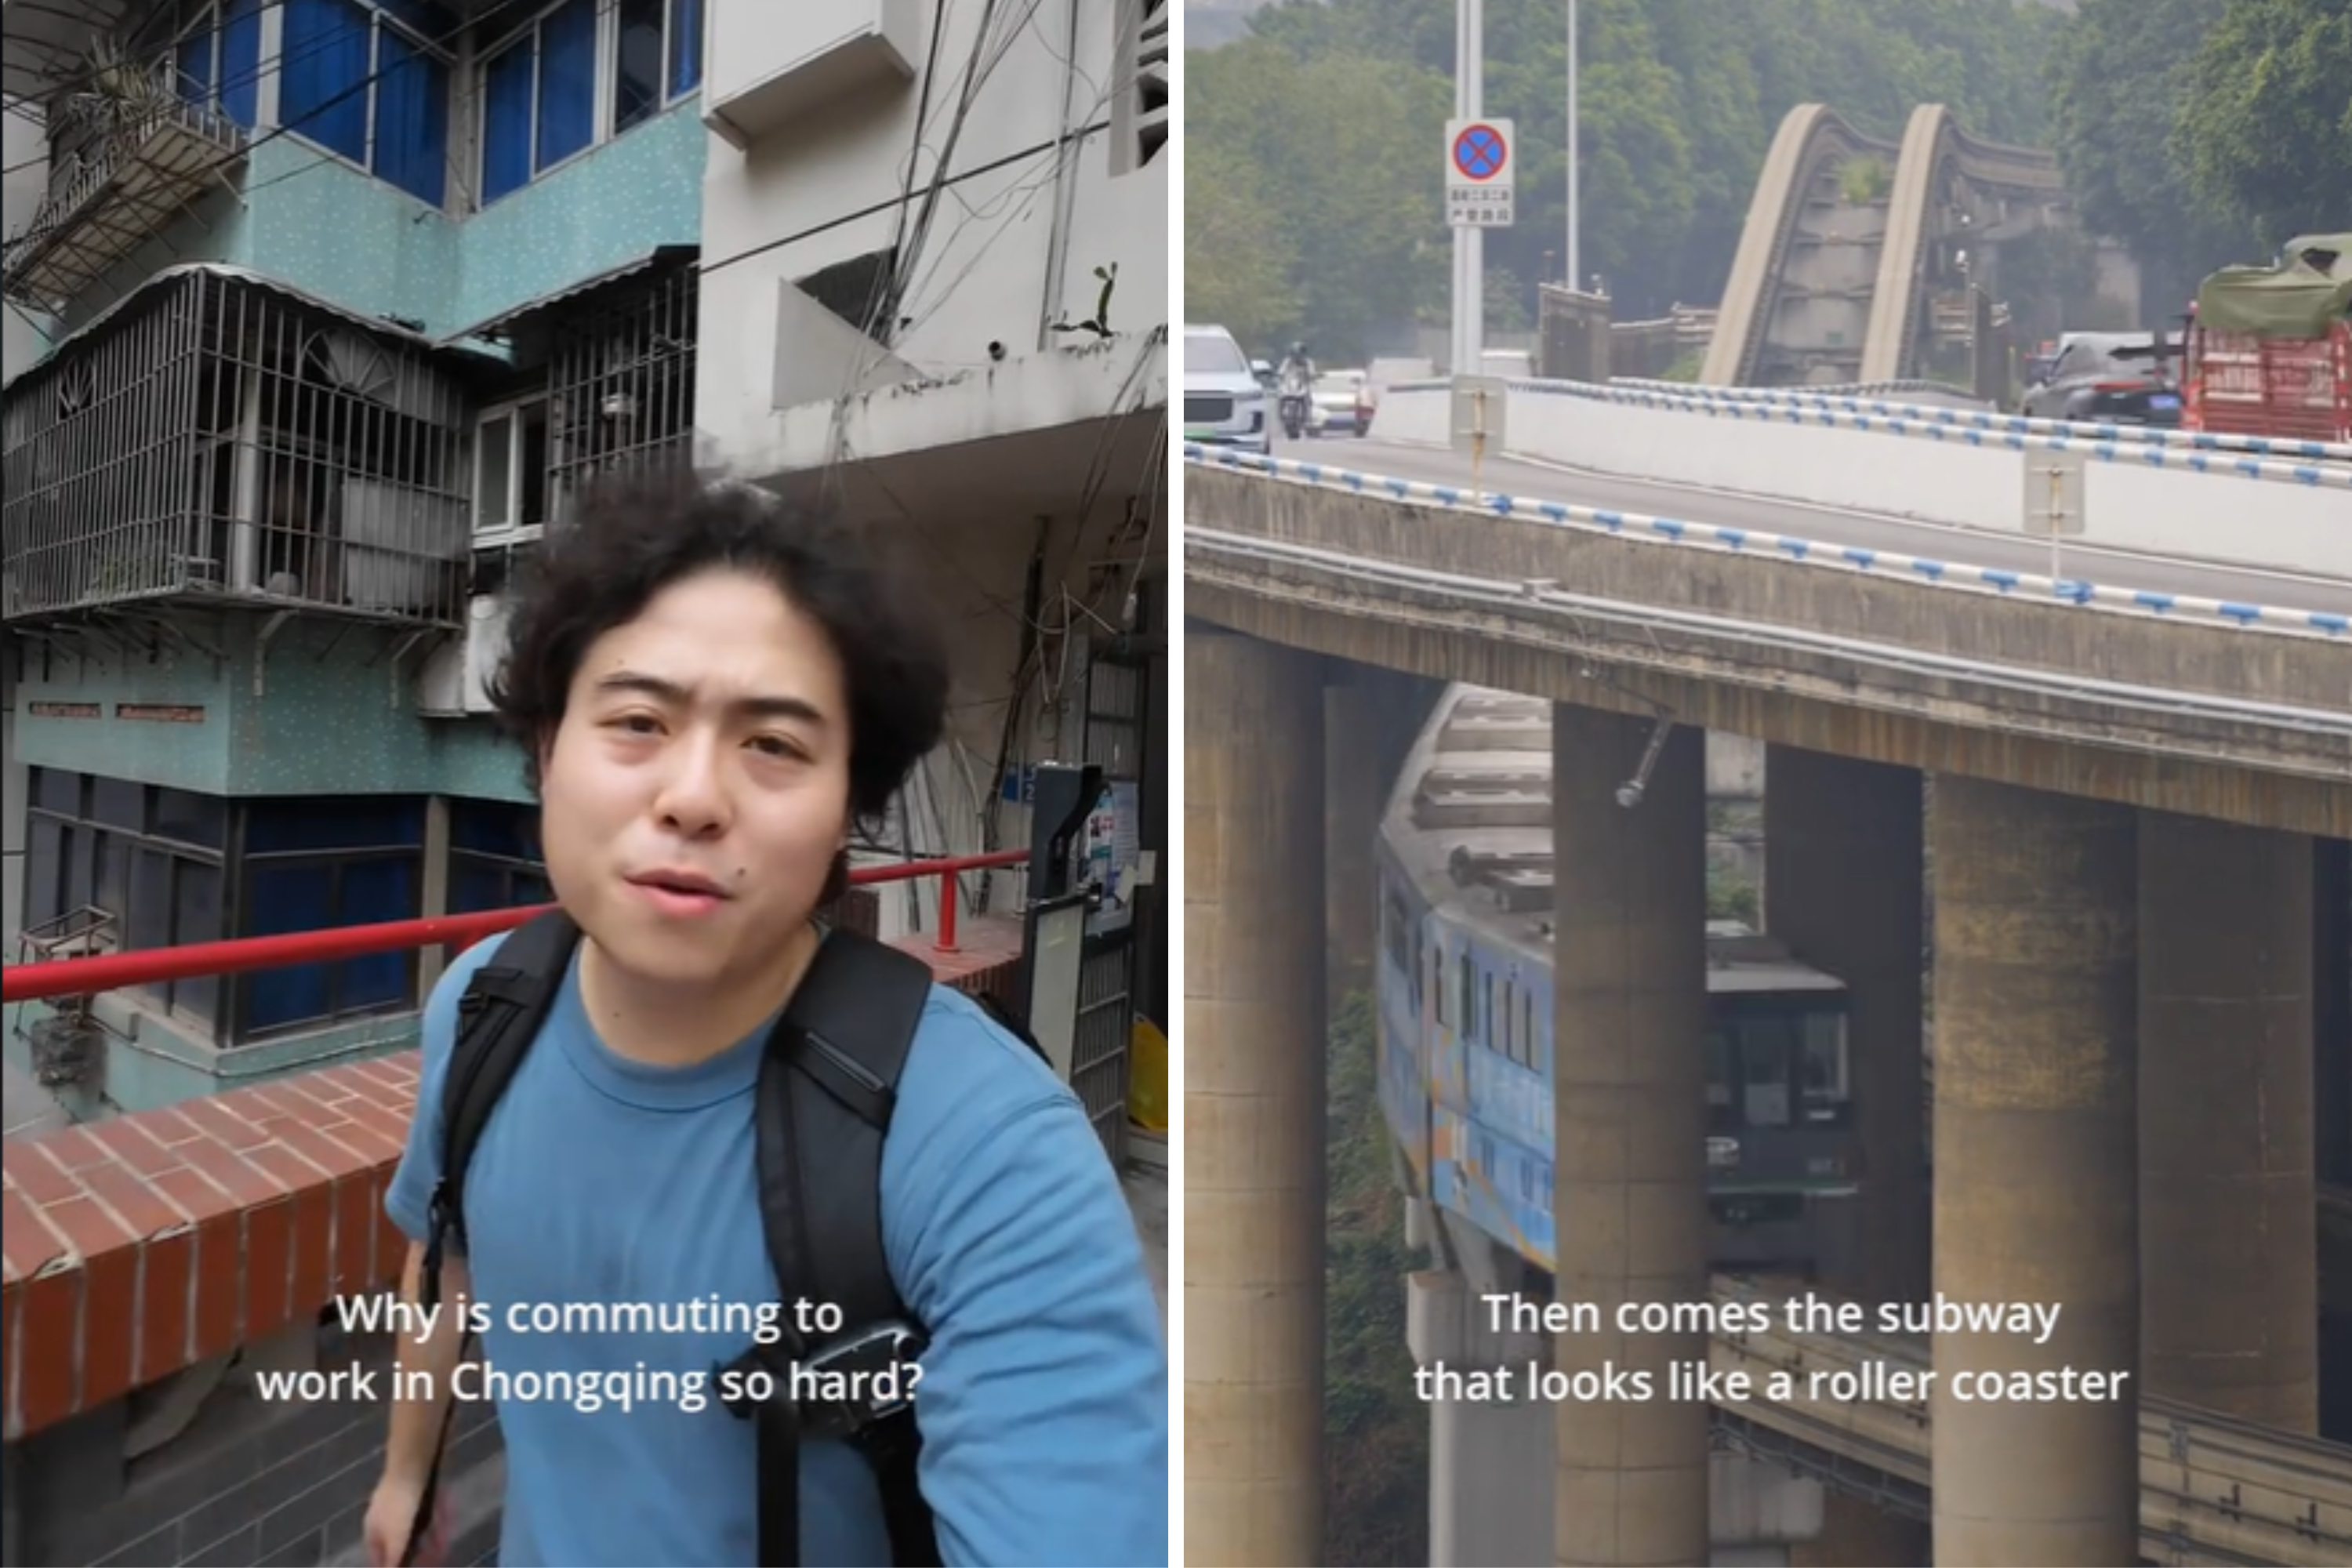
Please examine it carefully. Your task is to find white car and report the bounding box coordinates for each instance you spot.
[1181,324,1270,456]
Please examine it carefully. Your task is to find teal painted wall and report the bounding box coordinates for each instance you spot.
[13,616,532,800]
[446,101,708,339]
[242,103,706,342]
[241,137,459,331]
[5,1004,422,1119]
[45,99,703,350]
[11,638,237,792]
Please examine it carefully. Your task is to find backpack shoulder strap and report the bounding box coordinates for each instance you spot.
[743,927,942,1568]
[423,909,579,1308]
[402,909,576,1568]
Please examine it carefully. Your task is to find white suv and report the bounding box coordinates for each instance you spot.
[1181,324,1269,457]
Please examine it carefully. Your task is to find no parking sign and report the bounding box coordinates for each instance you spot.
[1445,118,1515,227]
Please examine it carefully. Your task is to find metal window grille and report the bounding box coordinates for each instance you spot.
[1109,0,1167,176]
[2,270,471,626]
[543,261,700,526]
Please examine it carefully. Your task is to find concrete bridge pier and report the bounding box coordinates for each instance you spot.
[2318,839,2351,1192]
[1551,702,1712,1566]
[1185,623,1327,1566]
[2140,813,2318,1431]
[1930,778,2140,1568]
[1762,746,1931,1568]
[1327,666,1386,1007]
[1410,1228,1557,1567]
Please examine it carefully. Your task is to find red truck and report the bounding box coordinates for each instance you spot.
[2183,233,2351,445]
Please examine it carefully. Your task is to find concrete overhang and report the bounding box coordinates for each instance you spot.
[726,325,1167,527]
[1185,466,2352,838]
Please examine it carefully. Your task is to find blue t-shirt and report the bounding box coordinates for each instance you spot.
[386,930,1169,1566]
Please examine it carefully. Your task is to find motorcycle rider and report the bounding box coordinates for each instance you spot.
[1276,341,1316,437]
[1277,341,1316,397]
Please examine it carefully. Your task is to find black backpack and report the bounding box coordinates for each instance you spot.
[401,909,1048,1567]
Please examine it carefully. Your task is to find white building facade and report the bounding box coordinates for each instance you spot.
[693,0,1171,1037]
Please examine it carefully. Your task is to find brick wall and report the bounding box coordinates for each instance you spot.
[2,934,1018,1567]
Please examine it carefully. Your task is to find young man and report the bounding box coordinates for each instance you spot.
[365,478,1169,1566]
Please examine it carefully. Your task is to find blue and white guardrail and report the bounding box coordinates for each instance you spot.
[1182,441,2350,639]
[1602,376,2352,466]
[1508,380,2352,489]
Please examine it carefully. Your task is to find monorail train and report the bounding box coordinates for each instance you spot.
[1375,685,1862,1282]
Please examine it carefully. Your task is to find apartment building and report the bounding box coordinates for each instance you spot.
[695,0,1174,1123]
[1,0,1168,1125]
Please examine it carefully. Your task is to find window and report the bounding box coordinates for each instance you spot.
[20,771,230,1025]
[1704,1029,1737,1136]
[1109,0,1168,176]
[448,799,552,916]
[1798,1010,1852,1127]
[474,397,550,540]
[480,0,703,205]
[166,0,263,129]
[1739,1018,1794,1129]
[281,0,452,205]
[235,795,427,1038]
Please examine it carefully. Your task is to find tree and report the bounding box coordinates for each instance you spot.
[2175,0,2352,250]
[2048,0,2244,309]
[1184,144,1300,347]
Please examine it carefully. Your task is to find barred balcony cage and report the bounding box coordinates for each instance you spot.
[2,33,252,313]
[544,260,702,525]
[2,267,473,628]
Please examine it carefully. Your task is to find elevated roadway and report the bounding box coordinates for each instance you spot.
[1331,434,2348,619]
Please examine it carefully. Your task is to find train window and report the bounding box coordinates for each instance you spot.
[1411,930,1425,1014]
[1483,971,1496,1054]
[1799,1011,1850,1124]
[1740,1018,1794,1127]
[1704,1029,1737,1134]
[1502,978,1517,1063]
[1431,944,1446,1026]
[1522,989,1536,1067]
[1460,952,1476,1041]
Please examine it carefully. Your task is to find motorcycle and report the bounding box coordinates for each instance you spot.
[1277,364,1314,440]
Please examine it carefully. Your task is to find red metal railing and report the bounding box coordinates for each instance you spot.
[0,851,1025,1004]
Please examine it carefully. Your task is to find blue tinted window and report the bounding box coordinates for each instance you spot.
[241,861,334,1030]
[537,0,597,171]
[339,856,419,1007]
[668,0,703,96]
[450,798,542,861]
[482,40,534,203]
[176,28,213,103]
[374,27,448,205]
[245,797,425,853]
[281,0,372,165]
[615,0,664,132]
[238,854,418,1034]
[220,0,261,128]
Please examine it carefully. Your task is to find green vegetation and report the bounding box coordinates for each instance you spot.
[2051,0,2352,309]
[1838,154,1894,208]
[1323,991,1429,1565]
[1186,0,2067,359]
[1190,0,2341,361]
[1707,861,1760,926]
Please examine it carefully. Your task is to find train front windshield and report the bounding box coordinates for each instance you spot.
[1704,1004,1850,1135]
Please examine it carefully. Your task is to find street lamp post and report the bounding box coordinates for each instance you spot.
[1453,0,1485,376]
[1566,0,1580,293]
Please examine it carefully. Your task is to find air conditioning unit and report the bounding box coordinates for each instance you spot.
[415,595,512,717]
